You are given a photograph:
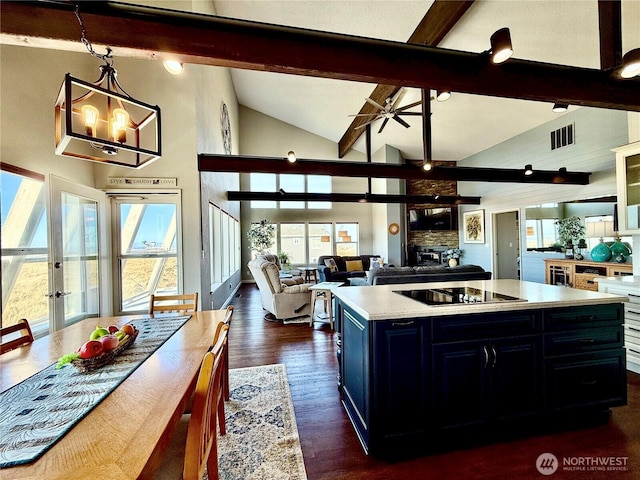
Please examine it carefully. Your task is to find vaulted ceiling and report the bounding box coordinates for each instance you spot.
[213,0,640,161]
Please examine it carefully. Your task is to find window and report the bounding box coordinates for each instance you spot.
[111,194,181,313]
[279,223,305,264]
[1,167,49,330]
[250,173,277,208]
[249,173,332,209]
[335,223,359,256]
[308,223,333,263]
[210,204,240,291]
[279,174,305,209]
[249,221,277,259]
[307,175,331,209]
[526,218,558,249]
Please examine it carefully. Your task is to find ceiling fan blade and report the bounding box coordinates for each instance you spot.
[392,114,411,128]
[395,100,422,112]
[355,116,381,130]
[348,113,381,117]
[365,97,385,111]
[378,117,390,134]
[391,88,406,109]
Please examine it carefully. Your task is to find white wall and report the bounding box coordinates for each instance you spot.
[458,107,629,280]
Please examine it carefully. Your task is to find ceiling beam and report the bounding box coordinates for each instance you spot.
[2,1,638,116]
[598,0,622,71]
[227,191,481,205]
[337,0,475,158]
[198,154,591,185]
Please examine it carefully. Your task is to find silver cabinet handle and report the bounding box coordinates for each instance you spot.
[483,345,490,368]
[491,346,497,367]
[391,320,415,327]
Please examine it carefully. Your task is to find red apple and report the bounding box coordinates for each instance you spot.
[79,340,104,359]
[107,325,119,334]
[99,334,119,352]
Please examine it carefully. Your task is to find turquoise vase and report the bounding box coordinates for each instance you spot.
[590,240,612,262]
[610,240,631,258]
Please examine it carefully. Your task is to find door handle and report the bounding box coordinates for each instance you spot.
[55,291,71,298]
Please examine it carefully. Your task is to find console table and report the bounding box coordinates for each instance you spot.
[544,258,632,291]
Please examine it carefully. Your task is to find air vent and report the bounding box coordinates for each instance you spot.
[550,123,575,150]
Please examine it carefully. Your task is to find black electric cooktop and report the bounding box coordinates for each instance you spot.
[393,287,527,306]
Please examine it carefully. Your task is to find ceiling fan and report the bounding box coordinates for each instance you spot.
[351,88,422,134]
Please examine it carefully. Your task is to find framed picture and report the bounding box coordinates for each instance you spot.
[463,209,485,243]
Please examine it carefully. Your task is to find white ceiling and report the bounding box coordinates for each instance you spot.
[213,0,640,162]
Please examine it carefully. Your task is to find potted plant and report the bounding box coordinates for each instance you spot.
[444,248,462,267]
[247,219,276,257]
[556,216,585,259]
[277,251,291,270]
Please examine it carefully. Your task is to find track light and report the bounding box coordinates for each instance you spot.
[163,59,183,75]
[279,188,286,195]
[436,90,451,102]
[490,27,513,64]
[434,193,440,200]
[286,151,297,163]
[620,48,640,79]
[422,160,433,172]
[552,103,568,113]
[524,164,533,176]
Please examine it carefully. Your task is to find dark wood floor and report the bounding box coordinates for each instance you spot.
[228,283,640,480]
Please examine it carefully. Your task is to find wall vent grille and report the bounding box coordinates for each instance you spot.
[550,123,575,150]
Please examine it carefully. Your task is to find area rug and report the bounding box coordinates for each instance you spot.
[218,363,308,480]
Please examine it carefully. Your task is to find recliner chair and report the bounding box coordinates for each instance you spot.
[248,257,312,321]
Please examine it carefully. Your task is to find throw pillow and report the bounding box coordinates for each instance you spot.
[324,258,338,272]
[369,257,381,269]
[345,259,364,272]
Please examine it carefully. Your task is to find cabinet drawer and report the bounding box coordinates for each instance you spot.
[432,311,540,342]
[545,350,627,412]
[573,273,602,291]
[543,304,623,331]
[544,326,623,355]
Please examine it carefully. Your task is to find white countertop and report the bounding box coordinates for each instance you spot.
[332,279,628,321]
[595,275,640,288]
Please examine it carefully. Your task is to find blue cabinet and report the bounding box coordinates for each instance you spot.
[337,300,626,457]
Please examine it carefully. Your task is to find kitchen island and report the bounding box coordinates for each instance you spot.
[333,279,628,457]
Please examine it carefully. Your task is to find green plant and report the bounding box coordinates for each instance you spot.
[556,216,585,246]
[247,219,275,257]
[277,251,290,268]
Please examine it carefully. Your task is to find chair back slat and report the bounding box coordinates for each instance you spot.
[1,318,34,354]
[149,293,198,314]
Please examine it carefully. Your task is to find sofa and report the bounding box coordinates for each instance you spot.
[364,264,492,285]
[248,257,313,321]
[317,255,382,283]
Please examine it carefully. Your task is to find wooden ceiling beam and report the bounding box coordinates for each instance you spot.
[227,191,481,205]
[199,154,591,185]
[2,2,638,117]
[598,0,623,71]
[337,0,475,158]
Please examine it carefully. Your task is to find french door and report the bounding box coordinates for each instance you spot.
[50,176,108,331]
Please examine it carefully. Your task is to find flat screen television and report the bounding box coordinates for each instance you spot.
[409,207,457,231]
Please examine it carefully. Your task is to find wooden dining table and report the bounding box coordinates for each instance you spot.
[0,310,224,480]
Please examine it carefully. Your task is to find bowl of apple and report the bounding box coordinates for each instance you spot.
[56,324,139,372]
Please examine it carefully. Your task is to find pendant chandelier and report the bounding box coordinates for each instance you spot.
[54,5,161,168]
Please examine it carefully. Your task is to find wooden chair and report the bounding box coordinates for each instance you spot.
[1,318,34,354]
[219,305,233,401]
[156,324,228,480]
[149,292,198,314]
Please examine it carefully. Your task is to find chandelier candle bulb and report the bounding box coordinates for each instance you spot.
[81,104,99,136]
